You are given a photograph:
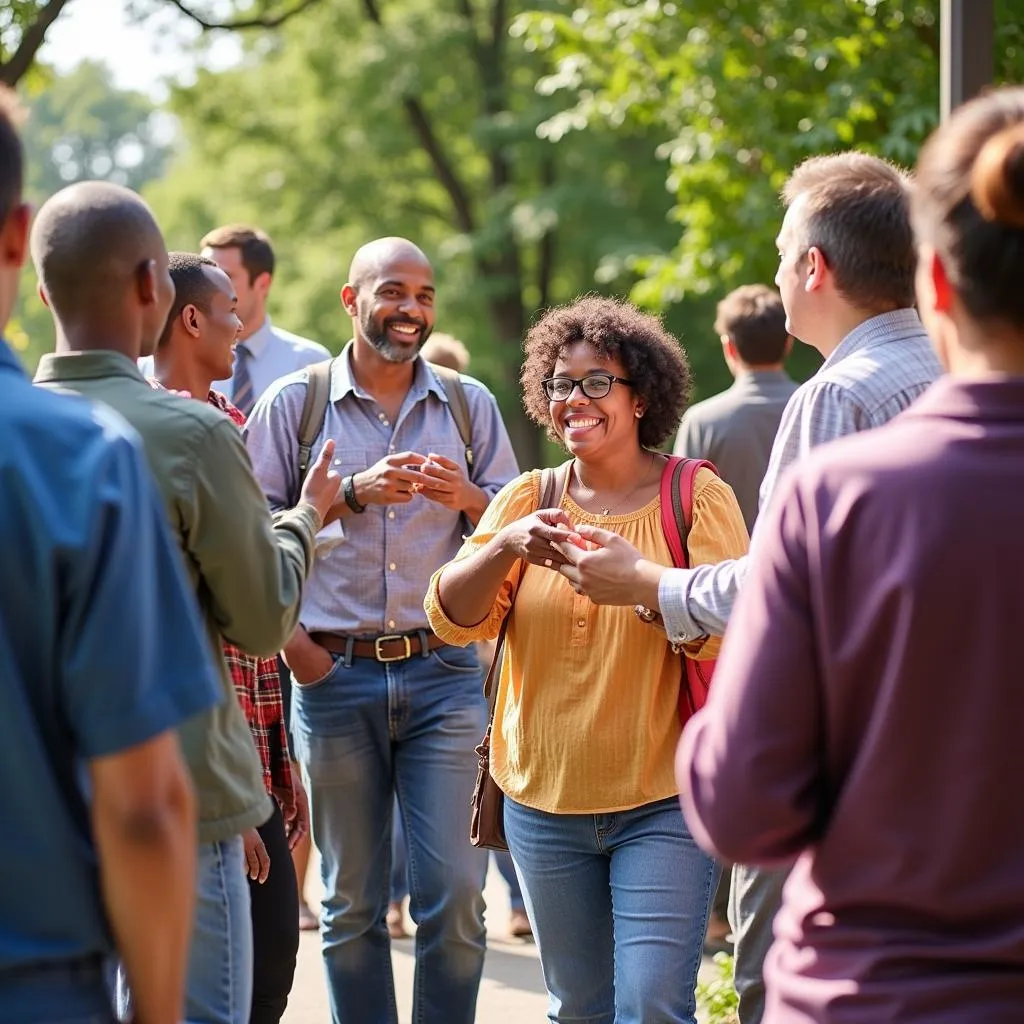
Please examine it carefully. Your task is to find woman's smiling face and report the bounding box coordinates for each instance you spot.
[548,342,644,459]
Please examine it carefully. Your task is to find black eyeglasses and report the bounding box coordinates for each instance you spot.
[541,373,634,402]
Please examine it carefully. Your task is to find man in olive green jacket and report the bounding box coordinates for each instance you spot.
[32,181,340,1024]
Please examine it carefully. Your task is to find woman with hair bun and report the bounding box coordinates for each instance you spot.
[674,86,1024,1022]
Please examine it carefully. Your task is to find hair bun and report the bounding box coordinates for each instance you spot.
[971,123,1024,228]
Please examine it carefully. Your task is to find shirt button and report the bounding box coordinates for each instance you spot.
[388,510,395,520]
[577,619,586,628]
[388,620,396,630]
[389,562,397,571]
[377,412,386,421]
[388,445,396,453]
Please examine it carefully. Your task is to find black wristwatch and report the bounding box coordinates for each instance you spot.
[343,475,366,514]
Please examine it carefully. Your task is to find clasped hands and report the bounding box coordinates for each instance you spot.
[505,509,661,608]
[352,450,476,512]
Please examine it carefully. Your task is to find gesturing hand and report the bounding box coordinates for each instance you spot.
[417,453,472,512]
[500,509,580,570]
[351,452,438,507]
[299,439,342,524]
[554,524,657,606]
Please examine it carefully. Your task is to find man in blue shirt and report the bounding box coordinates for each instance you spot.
[0,89,221,1023]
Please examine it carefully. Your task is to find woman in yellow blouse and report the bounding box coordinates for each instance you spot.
[425,296,749,1023]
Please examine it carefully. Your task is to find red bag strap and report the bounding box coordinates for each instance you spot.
[659,456,718,569]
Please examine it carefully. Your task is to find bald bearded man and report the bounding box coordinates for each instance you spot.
[243,237,519,1024]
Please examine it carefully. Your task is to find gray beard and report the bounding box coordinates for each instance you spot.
[369,332,422,363]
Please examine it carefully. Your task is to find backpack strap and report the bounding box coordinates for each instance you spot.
[659,455,719,569]
[297,357,335,491]
[538,459,571,511]
[428,362,475,470]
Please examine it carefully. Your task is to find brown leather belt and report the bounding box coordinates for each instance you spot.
[309,630,445,663]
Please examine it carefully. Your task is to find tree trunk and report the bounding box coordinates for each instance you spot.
[486,287,542,470]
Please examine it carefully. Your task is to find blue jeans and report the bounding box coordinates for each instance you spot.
[391,805,524,913]
[0,956,115,1023]
[503,795,718,1024]
[118,837,253,1024]
[292,644,488,1024]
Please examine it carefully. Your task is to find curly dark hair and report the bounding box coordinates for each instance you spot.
[521,296,692,449]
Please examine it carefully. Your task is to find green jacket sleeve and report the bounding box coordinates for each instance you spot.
[183,417,319,656]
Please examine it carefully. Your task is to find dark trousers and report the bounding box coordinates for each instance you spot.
[249,802,300,1024]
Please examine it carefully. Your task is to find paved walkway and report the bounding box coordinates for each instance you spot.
[283,854,721,1022]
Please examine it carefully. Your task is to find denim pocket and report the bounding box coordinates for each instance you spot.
[430,645,482,674]
[293,652,343,691]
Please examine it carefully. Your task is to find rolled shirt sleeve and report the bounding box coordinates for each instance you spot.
[63,419,221,758]
[677,469,826,866]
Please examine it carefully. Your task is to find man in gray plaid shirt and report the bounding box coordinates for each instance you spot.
[559,152,942,1024]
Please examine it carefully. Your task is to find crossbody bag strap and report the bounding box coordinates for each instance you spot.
[659,455,719,569]
[482,460,572,708]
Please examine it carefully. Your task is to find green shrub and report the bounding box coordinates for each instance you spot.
[697,952,739,1024]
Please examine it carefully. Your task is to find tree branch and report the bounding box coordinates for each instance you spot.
[164,0,322,31]
[401,98,476,234]
[0,0,74,86]
[356,0,476,234]
[455,0,488,72]
[537,157,557,312]
[489,0,505,58]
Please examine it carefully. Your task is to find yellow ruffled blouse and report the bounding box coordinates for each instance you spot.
[425,466,749,814]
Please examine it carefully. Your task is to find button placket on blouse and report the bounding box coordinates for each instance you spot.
[570,592,590,646]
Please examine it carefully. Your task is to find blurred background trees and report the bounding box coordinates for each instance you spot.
[8,0,1024,464]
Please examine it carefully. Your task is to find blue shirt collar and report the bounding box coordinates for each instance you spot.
[329,341,447,405]
[239,316,274,359]
[822,308,925,371]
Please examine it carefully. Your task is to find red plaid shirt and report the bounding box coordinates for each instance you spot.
[148,379,293,796]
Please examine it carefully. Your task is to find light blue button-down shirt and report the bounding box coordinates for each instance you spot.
[244,343,520,635]
[659,309,943,641]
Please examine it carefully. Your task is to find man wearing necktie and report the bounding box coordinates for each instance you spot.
[200,225,331,409]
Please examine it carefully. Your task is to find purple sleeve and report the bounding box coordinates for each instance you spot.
[677,470,827,867]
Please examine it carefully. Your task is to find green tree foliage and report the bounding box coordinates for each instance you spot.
[146,0,678,465]
[516,0,1024,394]
[23,60,171,195]
[12,61,172,369]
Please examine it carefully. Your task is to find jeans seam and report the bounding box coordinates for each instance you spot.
[212,840,237,1022]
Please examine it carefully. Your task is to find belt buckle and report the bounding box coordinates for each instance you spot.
[375,634,412,663]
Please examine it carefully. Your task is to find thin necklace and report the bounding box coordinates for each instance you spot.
[573,452,658,516]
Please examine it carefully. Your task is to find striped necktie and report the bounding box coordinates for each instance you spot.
[231,343,254,417]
